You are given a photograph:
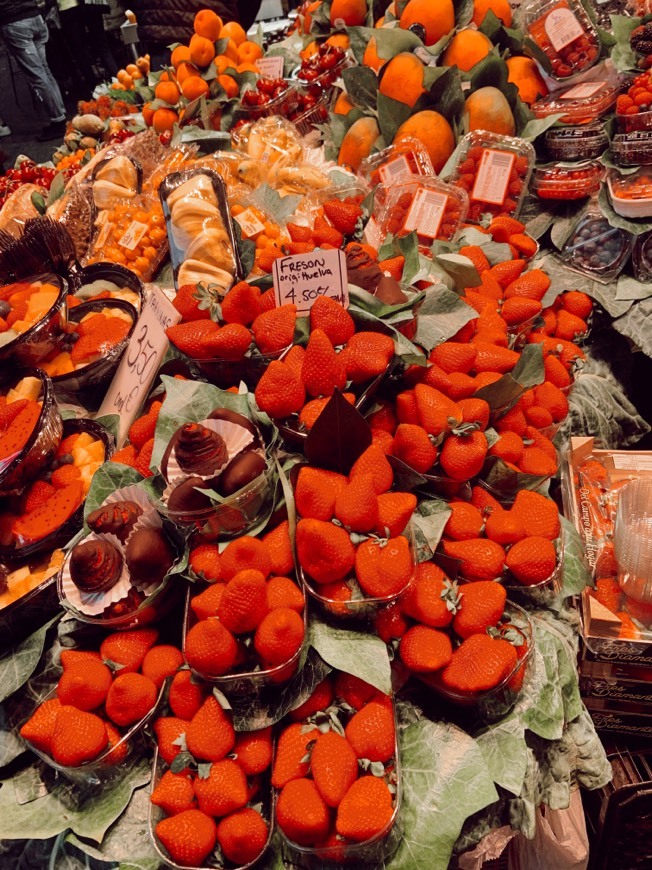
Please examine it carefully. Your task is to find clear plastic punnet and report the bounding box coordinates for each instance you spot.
[358,138,435,189]
[612,131,652,167]
[376,177,468,250]
[531,73,626,123]
[559,207,634,282]
[544,122,609,161]
[608,167,652,218]
[532,160,604,200]
[519,0,601,80]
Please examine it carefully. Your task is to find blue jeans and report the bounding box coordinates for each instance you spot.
[1,16,66,122]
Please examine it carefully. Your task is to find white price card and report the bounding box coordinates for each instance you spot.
[273,249,349,316]
[98,286,182,447]
[255,56,284,79]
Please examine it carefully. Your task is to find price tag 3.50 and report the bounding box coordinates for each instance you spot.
[272,249,349,316]
[98,286,181,446]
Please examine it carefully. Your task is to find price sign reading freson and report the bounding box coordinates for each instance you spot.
[272,249,349,316]
[98,286,181,446]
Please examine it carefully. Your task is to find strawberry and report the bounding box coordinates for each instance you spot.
[442,633,517,693]
[345,700,395,762]
[128,402,161,451]
[484,509,526,546]
[12,481,83,544]
[458,398,490,430]
[470,485,503,513]
[489,431,525,467]
[110,444,138,468]
[453,581,507,639]
[310,730,358,808]
[395,389,419,425]
[392,423,437,473]
[333,673,377,710]
[375,491,417,538]
[295,467,347,521]
[430,342,477,374]
[366,400,398,434]
[272,722,319,788]
[155,809,217,867]
[310,295,355,346]
[287,222,313,242]
[50,464,81,489]
[323,199,362,235]
[504,269,550,301]
[165,320,222,359]
[534,380,569,422]
[489,259,526,288]
[189,543,222,582]
[190,583,225,621]
[255,287,277,316]
[50,706,108,766]
[284,344,306,377]
[524,405,553,428]
[299,394,355,430]
[509,233,538,258]
[154,716,190,765]
[0,398,29,432]
[473,341,519,373]
[255,360,305,418]
[218,569,268,633]
[371,426,393,454]
[344,332,395,383]
[20,698,62,753]
[169,670,207,720]
[172,282,220,322]
[399,625,453,672]
[100,628,158,673]
[266,576,304,613]
[59,649,102,669]
[414,384,462,436]
[444,501,484,541]
[252,304,297,354]
[555,309,587,341]
[355,535,413,598]
[501,297,541,325]
[378,255,405,280]
[0,401,41,460]
[71,319,130,364]
[401,562,455,627]
[593,577,621,614]
[220,281,261,326]
[56,659,112,711]
[134,438,155,478]
[256,245,285,272]
[184,618,237,677]
[336,777,394,842]
[151,770,196,816]
[334,473,379,533]
[494,405,527,436]
[543,354,572,389]
[313,218,344,247]
[254,606,305,666]
[488,215,524,242]
[141,645,184,689]
[233,726,272,775]
[561,290,592,320]
[221,535,271,579]
[442,538,506,581]
[205,323,252,360]
[104,721,129,765]
[193,757,248,816]
[186,696,235,763]
[520,446,557,476]
[263,519,295,575]
[439,429,488,481]
[276,778,331,846]
[22,480,55,514]
[289,677,334,722]
[217,808,269,866]
[506,535,557,585]
[375,602,409,643]
[459,244,490,274]
[105,672,157,727]
[350,444,393,494]
[301,329,347,398]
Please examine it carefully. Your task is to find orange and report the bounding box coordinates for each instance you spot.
[326,33,350,49]
[338,116,380,171]
[300,40,319,61]
[464,86,516,136]
[362,36,384,72]
[237,41,263,65]
[120,74,134,90]
[472,0,512,27]
[176,61,200,84]
[116,69,129,84]
[158,70,175,83]
[126,63,142,79]
[224,39,239,62]
[330,0,367,26]
[136,55,150,74]
[441,29,493,72]
[236,62,259,73]
[400,0,454,46]
[219,21,247,46]
[142,102,155,126]
[394,110,455,173]
[218,75,239,98]
[189,34,216,68]
[378,53,425,107]
[506,56,549,105]
[171,45,191,69]
[155,81,181,105]
[333,91,354,114]
[152,108,179,134]
[194,9,223,41]
[214,55,234,75]
[182,76,210,100]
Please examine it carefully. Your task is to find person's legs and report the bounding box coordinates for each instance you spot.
[82,5,117,79]
[59,5,97,90]
[1,15,66,123]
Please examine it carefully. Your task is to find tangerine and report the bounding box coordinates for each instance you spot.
[152,108,179,134]
[182,76,210,100]
[441,29,493,72]
[237,41,263,65]
[194,9,223,41]
[189,34,216,68]
[219,21,247,46]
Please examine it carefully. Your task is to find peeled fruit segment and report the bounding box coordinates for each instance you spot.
[463,86,516,137]
[338,117,381,171]
[400,0,455,46]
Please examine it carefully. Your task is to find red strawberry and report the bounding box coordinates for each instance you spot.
[459,244,490,274]
[473,341,520,373]
[155,809,217,867]
[193,757,248,816]
[311,730,358,808]
[166,320,221,359]
[345,700,395,762]
[184,618,237,676]
[185,696,235,762]
[439,429,488,480]
[378,255,405,281]
[205,323,252,360]
[22,480,55,514]
[154,716,190,765]
[189,542,222,582]
[505,536,557,585]
[100,628,158,673]
[288,677,334,722]
[287,222,313,242]
[254,361,305,418]
[310,295,355,346]
[252,304,297,354]
[220,281,261,326]
[336,776,394,842]
[392,423,437,473]
[276,778,330,846]
[442,538,506,581]
[151,770,196,816]
[561,290,592,320]
[172,282,220,322]
[168,670,207,720]
[313,220,344,248]
[323,199,362,235]
[0,398,29,432]
[233,726,273,775]
[334,473,379,533]
[401,562,455,627]
[217,808,269,866]
[555,309,588,341]
[414,384,462,436]
[20,698,62,753]
[301,328,347,398]
[50,706,108,766]
[458,397,490,429]
[57,659,112,711]
[488,215,524,242]
[128,401,162,450]
[375,491,417,537]
[489,259,526,288]
[272,722,319,788]
[134,438,155,478]
[430,342,477,374]
[333,673,377,710]
[453,581,507,638]
[399,625,453,672]
[344,332,395,383]
[501,297,541,326]
[441,633,517,693]
[504,269,550,301]
[350,444,394,494]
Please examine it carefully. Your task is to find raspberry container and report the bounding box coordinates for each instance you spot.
[544,123,609,162]
[419,601,533,722]
[607,167,652,218]
[0,273,68,368]
[234,83,298,125]
[358,138,435,189]
[519,0,601,80]
[531,76,625,124]
[0,368,62,497]
[448,131,535,223]
[376,178,468,250]
[532,160,604,200]
[559,209,634,283]
[70,261,144,311]
[611,131,652,167]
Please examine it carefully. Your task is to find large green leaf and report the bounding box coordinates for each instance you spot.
[613,297,652,358]
[412,498,451,563]
[413,285,477,351]
[309,616,392,695]
[377,93,413,145]
[560,517,591,597]
[0,618,58,704]
[476,714,528,795]
[474,343,544,415]
[342,66,378,111]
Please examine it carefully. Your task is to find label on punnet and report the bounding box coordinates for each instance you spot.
[561,81,605,100]
[379,154,413,184]
[544,7,584,52]
[234,208,266,239]
[118,220,148,251]
[272,249,349,316]
[403,187,449,239]
[472,149,515,206]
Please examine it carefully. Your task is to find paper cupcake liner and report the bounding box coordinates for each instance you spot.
[103,482,162,547]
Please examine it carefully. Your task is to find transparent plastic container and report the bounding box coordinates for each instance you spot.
[608,167,652,217]
[632,230,652,281]
[449,131,535,223]
[286,85,333,136]
[531,76,624,124]
[559,209,634,283]
[544,123,609,161]
[359,138,435,190]
[296,52,351,99]
[376,178,468,250]
[532,160,604,200]
[503,537,565,607]
[611,131,652,167]
[0,368,62,496]
[0,273,68,368]
[70,261,144,311]
[614,479,652,606]
[617,108,652,134]
[419,601,533,722]
[234,82,298,124]
[519,0,601,80]
[190,345,290,392]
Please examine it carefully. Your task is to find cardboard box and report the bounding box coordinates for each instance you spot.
[585,697,652,737]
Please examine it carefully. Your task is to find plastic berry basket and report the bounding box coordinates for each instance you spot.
[531,77,625,124]
[20,681,165,787]
[632,231,652,281]
[502,537,565,607]
[0,367,62,496]
[559,209,634,283]
[0,273,69,368]
[518,0,601,81]
[617,108,652,134]
[70,261,145,311]
[532,160,604,201]
[420,601,533,723]
[233,85,298,124]
[358,138,435,204]
[611,131,652,167]
[149,746,276,870]
[296,54,351,98]
[448,131,535,223]
[181,582,308,695]
[190,344,291,392]
[544,123,609,162]
[376,178,468,249]
[607,168,652,218]
[287,86,333,136]
[0,417,113,562]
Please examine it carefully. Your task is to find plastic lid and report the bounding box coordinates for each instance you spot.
[532,75,625,123]
[545,121,608,142]
[518,0,601,80]
[376,177,468,246]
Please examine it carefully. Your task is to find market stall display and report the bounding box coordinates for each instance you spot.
[2,1,652,868]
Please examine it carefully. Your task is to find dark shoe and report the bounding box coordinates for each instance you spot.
[38,121,66,142]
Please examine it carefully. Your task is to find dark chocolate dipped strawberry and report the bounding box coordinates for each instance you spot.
[345,244,382,292]
[87,500,143,542]
[70,539,122,593]
[174,423,228,476]
[218,449,266,497]
[125,527,173,584]
[166,476,213,518]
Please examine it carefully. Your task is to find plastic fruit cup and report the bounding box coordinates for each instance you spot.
[0,368,62,496]
[70,261,145,311]
[0,273,68,367]
[190,344,291,391]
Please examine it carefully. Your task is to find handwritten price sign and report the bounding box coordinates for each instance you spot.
[272,249,349,316]
[98,286,181,446]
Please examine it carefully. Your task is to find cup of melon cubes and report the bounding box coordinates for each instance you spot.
[0,274,68,367]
